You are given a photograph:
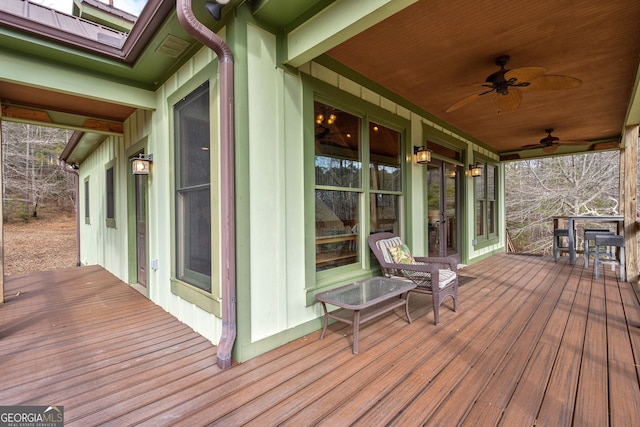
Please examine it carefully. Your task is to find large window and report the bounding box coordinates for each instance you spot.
[474,159,498,241]
[314,101,402,272]
[174,82,211,292]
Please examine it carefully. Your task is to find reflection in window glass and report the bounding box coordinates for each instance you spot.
[314,101,362,271]
[369,122,401,192]
[315,190,360,271]
[370,194,399,234]
[313,101,404,272]
[314,101,361,188]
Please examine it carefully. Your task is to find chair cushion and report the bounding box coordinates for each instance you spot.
[438,269,457,288]
[376,237,404,263]
[402,267,457,289]
[388,244,415,264]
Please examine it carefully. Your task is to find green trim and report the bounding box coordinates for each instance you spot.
[235,315,326,362]
[302,74,411,301]
[166,62,221,315]
[474,237,500,251]
[472,152,500,246]
[314,55,497,155]
[468,247,505,263]
[171,279,221,316]
[125,138,148,287]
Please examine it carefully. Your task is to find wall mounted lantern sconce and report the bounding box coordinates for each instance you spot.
[468,162,483,177]
[447,169,457,179]
[414,146,431,164]
[131,153,153,175]
[205,0,230,20]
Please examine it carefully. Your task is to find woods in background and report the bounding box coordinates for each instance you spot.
[505,152,623,255]
[1,122,75,222]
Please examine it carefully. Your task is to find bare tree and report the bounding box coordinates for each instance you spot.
[505,152,619,254]
[2,122,74,221]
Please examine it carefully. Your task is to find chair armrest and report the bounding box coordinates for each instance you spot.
[413,256,458,272]
[387,261,439,275]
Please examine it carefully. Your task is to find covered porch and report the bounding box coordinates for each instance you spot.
[1,254,639,425]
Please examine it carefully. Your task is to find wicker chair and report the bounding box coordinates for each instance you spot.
[368,232,459,325]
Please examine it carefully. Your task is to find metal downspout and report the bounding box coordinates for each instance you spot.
[59,161,81,267]
[176,0,236,369]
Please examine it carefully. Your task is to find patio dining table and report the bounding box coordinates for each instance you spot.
[559,215,624,264]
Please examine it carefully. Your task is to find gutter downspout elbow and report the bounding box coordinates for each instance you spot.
[176,0,236,370]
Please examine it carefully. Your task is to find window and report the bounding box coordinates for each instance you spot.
[174,82,211,292]
[84,177,90,224]
[369,121,402,235]
[314,101,402,272]
[105,164,115,228]
[474,158,498,242]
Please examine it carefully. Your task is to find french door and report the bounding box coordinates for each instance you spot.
[426,160,461,261]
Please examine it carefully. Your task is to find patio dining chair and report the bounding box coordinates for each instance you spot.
[368,232,459,325]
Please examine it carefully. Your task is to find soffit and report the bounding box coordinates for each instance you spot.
[325,0,640,159]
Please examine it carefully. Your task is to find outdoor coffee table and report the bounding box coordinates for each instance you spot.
[315,277,416,354]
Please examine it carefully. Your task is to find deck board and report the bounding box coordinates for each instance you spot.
[2,254,640,426]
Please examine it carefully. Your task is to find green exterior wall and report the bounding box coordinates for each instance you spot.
[1,1,505,364]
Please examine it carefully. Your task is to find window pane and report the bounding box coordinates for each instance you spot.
[106,167,114,219]
[84,179,90,219]
[475,166,485,200]
[488,200,496,235]
[370,194,399,234]
[175,82,211,291]
[176,85,210,188]
[487,164,496,200]
[177,188,211,291]
[488,164,496,235]
[370,122,401,192]
[476,200,484,236]
[314,101,361,188]
[315,190,359,271]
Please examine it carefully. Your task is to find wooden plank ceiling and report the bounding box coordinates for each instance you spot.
[326,0,640,157]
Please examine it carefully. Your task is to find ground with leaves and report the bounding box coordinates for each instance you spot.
[4,212,77,275]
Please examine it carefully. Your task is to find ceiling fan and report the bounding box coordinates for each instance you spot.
[522,129,592,153]
[446,55,582,113]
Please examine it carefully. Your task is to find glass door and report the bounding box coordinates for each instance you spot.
[427,160,460,261]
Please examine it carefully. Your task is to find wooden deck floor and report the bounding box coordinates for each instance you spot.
[1,254,640,426]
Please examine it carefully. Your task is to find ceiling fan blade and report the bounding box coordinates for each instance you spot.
[446,92,486,112]
[504,66,548,82]
[446,81,493,90]
[520,74,582,91]
[495,89,522,111]
[543,144,558,153]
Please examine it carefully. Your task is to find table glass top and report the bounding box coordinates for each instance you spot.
[316,277,415,309]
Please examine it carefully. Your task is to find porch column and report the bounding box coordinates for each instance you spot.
[621,124,638,283]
